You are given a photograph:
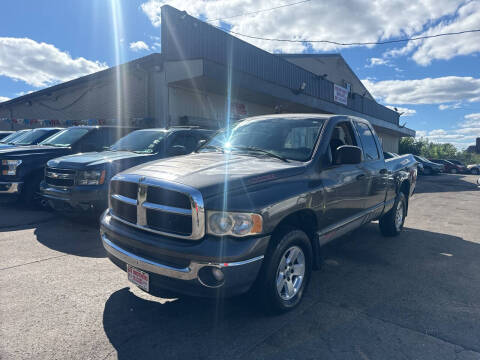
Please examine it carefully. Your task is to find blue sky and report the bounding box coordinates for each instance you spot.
[1,0,479,148]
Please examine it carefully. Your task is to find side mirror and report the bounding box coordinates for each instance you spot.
[196,139,207,150]
[168,145,188,156]
[336,145,362,165]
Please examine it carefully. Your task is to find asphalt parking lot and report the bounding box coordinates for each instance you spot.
[1,174,479,360]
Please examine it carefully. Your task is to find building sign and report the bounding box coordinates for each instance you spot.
[230,102,248,119]
[334,84,348,106]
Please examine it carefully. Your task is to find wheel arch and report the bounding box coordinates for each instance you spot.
[270,209,322,269]
[398,179,410,215]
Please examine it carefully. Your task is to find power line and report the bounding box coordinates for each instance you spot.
[221,28,480,46]
[205,0,311,23]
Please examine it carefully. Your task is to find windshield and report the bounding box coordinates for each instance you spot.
[416,156,430,162]
[0,130,30,144]
[200,117,325,161]
[14,130,53,145]
[110,130,167,153]
[40,128,90,147]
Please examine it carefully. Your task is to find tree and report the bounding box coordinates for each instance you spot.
[398,137,479,164]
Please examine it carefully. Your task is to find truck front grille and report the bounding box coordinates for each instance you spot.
[109,174,204,240]
[45,167,75,187]
[110,196,137,224]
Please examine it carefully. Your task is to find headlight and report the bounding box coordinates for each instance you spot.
[1,159,22,176]
[77,170,106,185]
[207,211,262,237]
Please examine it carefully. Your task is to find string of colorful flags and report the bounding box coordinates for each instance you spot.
[0,118,154,127]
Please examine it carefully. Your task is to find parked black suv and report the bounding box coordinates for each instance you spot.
[0,128,61,151]
[0,131,14,141]
[0,129,32,150]
[0,126,135,203]
[413,155,443,175]
[41,127,213,214]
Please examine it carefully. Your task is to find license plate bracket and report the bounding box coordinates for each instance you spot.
[127,264,149,292]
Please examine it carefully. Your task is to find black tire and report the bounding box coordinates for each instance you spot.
[423,167,432,175]
[20,172,44,208]
[379,192,406,237]
[254,227,313,314]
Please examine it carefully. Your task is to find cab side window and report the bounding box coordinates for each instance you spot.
[169,133,198,153]
[355,122,379,161]
[327,122,357,165]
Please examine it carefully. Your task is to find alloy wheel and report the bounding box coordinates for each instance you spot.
[276,246,305,301]
[395,200,404,231]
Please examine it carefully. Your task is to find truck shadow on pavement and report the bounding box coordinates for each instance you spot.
[102,224,480,360]
[32,217,106,258]
[0,203,55,231]
[415,174,479,194]
[0,202,105,257]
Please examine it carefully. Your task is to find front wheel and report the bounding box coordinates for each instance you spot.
[254,228,312,314]
[379,192,406,237]
[20,173,44,208]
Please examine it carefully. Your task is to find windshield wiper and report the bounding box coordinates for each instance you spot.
[41,143,67,147]
[199,144,224,153]
[231,146,289,162]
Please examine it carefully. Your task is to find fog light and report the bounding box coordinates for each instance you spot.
[198,266,225,288]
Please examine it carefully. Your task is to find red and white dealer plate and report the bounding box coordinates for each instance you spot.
[127,264,149,292]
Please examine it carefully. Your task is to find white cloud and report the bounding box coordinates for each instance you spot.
[141,0,464,53]
[386,106,416,116]
[0,37,107,88]
[149,35,161,51]
[438,102,462,110]
[385,1,480,65]
[366,57,391,67]
[463,113,480,127]
[362,76,480,105]
[129,41,150,52]
[0,96,10,103]
[465,113,480,120]
[15,90,34,96]
[416,113,480,148]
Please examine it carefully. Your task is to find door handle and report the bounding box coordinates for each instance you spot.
[379,168,388,175]
[356,174,366,181]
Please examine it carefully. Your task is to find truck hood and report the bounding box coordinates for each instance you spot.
[0,145,70,158]
[121,152,305,198]
[48,150,151,169]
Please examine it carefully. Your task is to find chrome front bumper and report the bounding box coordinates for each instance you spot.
[0,182,22,194]
[101,233,264,283]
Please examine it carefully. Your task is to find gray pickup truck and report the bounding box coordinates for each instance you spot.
[100,114,417,313]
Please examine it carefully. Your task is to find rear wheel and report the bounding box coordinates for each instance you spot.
[379,192,406,237]
[254,227,312,314]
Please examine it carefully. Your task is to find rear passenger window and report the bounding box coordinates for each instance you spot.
[355,122,379,160]
[170,133,198,153]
